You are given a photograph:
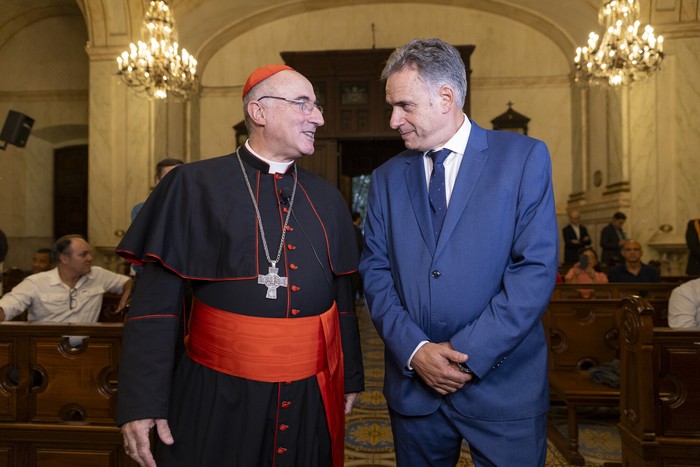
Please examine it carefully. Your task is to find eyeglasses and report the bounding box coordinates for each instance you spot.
[258,96,323,115]
[69,288,77,310]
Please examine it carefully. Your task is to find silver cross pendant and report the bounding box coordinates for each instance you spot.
[257,263,288,299]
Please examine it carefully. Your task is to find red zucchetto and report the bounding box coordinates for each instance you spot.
[242,64,294,99]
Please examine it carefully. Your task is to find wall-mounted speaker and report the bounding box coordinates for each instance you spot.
[0,110,34,149]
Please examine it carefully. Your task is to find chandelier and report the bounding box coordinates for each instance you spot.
[116,0,198,99]
[574,0,663,86]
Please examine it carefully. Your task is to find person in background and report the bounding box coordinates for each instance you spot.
[0,234,131,322]
[564,247,608,284]
[31,247,53,274]
[359,38,558,466]
[685,217,700,276]
[562,208,591,264]
[608,239,660,283]
[130,158,184,280]
[600,211,627,266]
[131,158,184,222]
[116,64,363,467]
[668,277,700,328]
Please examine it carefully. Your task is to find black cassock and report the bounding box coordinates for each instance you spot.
[117,147,364,467]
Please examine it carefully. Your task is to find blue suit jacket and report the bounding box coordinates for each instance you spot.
[359,121,558,420]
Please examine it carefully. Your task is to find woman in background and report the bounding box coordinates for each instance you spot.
[564,247,608,284]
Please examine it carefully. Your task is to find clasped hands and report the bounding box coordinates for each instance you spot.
[410,342,473,395]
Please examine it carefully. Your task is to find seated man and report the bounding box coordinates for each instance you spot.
[608,239,660,283]
[668,277,700,328]
[0,234,131,322]
[31,247,53,274]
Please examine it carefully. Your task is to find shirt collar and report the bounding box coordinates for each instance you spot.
[424,114,472,158]
[49,267,92,289]
[48,268,63,287]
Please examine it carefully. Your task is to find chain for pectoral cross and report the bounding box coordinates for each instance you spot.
[236,149,298,299]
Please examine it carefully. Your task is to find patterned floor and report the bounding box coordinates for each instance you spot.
[345,301,621,466]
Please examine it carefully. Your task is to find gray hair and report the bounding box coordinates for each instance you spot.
[242,78,276,135]
[381,38,467,108]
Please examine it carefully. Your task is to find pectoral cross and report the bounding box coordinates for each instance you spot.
[257,263,287,299]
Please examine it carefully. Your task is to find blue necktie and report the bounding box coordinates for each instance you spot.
[428,149,451,243]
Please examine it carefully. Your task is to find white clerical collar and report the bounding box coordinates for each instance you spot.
[245,141,294,174]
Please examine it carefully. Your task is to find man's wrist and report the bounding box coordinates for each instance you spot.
[406,340,430,370]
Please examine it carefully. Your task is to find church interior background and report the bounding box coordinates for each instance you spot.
[1,0,699,275]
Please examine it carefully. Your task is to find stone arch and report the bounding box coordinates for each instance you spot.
[194,0,576,73]
[0,4,82,53]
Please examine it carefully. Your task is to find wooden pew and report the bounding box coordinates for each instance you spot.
[552,282,677,326]
[543,293,670,464]
[552,282,679,299]
[544,297,622,465]
[1,268,25,296]
[99,292,129,322]
[0,322,136,467]
[617,296,700,465]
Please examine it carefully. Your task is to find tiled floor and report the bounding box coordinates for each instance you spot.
[345,301,621,466]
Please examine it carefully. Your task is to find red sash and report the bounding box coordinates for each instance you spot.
[186,299,345,467]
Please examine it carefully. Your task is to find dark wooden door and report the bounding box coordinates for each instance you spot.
[54,145,88,240]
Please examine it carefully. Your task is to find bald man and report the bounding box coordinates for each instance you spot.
[562,209,591,264]
[607,239,660,283]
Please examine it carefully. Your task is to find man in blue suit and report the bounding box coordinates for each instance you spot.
[359,38,558,466]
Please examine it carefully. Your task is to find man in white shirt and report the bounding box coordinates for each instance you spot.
[668,277,700,328]
[0,234,131,322]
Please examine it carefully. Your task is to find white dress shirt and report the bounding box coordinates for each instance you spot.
[409,115,472,369]
[422,115,472,205]
[668,277,700,328]
[0,266,129,322]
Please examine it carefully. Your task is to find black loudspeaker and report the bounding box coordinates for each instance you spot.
[0,110,34,149]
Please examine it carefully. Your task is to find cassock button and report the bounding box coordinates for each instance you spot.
[290,263,298,270]
[280,424,289,431]
[287,244,296,250]
[285,225,293,231]
[281,401,292,408]
[283,207,289,213]
[291,308,301,316]
[274,173,283,180]
[291,285,300,292]
[277,447,287,454]
[432,270,441,278]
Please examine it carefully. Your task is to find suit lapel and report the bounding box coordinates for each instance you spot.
[404,152,436,252]
[435,121,489,257]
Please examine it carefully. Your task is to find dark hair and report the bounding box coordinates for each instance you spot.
[381,38,467,108]
[155,158,184,180]
[35,247,52,255]
[351,211,361,222]
[613,211,627,220]
[52,234,84,263]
